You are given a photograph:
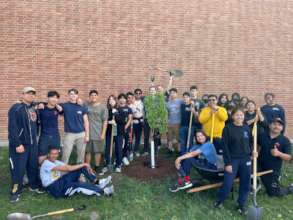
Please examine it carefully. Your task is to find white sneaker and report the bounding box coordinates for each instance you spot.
[99,167,108,176]
[98,176,112,189]
[122,157,130,166]
[129,153,134,162]
[115,167,121,173]
[103,185,114,196]
[23,174,29,186]
[79,174,87,183]
[142,152,149,156]
[135,152,140,157]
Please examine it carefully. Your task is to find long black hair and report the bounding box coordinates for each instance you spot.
[107,95,117,109]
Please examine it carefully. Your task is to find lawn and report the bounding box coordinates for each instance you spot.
[0,147,292,220]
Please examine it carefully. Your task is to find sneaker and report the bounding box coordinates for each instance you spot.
[115,167,122,173]
[98,176,112,189]
[29,187,45,194]
[214,201,223,209]
[23,174,29,186]
[129,153,134,162]
[169,183,181,193]
[103,185,114,196]
[135,152,140,157]
[10,194,20,203]
[167,146,175,152]
[79,174,87,183]
[178,181,193,190]
[236,205,247,215]
[99,167,109,176]
[142,152,149,157]
[122,157,130,166]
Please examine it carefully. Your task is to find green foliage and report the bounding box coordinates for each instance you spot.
[144,93,168,134]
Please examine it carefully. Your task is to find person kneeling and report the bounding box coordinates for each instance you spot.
[40,148,114,199]
[169,130,218,192]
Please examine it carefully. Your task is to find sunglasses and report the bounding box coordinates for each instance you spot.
[208,98,217,101]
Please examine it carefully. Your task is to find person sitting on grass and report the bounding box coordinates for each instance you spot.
[40,148,114,199]
[169,130,218,192]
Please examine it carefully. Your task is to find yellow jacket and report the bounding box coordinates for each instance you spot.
[199,106,228,138]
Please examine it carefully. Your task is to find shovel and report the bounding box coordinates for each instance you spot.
[186,103,195,151]
[247,121,263,220]
[7,205,86,220]
[108,116,116,172]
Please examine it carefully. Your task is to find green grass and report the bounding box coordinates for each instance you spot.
[0,148,292,220]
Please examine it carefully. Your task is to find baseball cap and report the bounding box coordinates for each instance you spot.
[271,118,284,126]
[23,87,36,94]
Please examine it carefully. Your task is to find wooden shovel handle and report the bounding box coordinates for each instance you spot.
[187,170,273,193]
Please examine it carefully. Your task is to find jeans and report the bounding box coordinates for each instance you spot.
[179,126,195,154]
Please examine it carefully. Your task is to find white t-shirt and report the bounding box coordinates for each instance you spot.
[130,100,144,121]
[40,159,65,187]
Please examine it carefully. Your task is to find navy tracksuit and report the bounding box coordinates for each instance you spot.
[217,123,252,207]
[47,167,103,198]
[8,103,40,195]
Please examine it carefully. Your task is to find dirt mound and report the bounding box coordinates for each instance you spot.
[123,155,176,182]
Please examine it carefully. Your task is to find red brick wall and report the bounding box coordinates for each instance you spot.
[1,0,293,141]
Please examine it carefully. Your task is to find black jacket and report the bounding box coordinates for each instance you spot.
[222,123,252,166]
[8,103,38,149]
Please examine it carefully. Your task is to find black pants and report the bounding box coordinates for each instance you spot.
[259,165,290,197]
[143,121,160,153]
[104,128,117,166]
[9,143,40,195]
[132,120,143,153]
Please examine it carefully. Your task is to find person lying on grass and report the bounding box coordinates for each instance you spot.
[40,147,114,199]
[169,130,218,192]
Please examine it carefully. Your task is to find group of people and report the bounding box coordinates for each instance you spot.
[7,82,292,216]
[167,89,292,215]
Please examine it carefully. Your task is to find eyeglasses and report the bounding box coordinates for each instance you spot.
[135,92,142,95]
[208,98,217,101]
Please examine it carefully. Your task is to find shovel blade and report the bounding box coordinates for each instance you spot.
[7,213,31,220]
[169,69,183,77]
[247,206,263,220]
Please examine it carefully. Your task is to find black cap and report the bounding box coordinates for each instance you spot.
[271,118,284,126]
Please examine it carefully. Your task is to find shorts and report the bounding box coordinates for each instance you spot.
[167,124,179,142]
[86,140,105,153]
[38,134,61,156]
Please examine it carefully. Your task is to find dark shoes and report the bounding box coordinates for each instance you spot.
[10,194,20,203]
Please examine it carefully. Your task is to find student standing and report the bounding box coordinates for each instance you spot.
[8,87,43,203]
[166,88,182,152]
[198,95,228,153]
[84,90,108,173]
[261,92,286,132]
[115,93,133,172]
[38,91,63,164]
[61,89,89,164]
[214,108,253,215]
[132,88,144,157]
[179,92,198,154]
[101,95,118,175]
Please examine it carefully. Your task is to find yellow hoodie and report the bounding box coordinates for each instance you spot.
[199,106,228,138]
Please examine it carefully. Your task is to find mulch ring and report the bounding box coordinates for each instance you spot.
[123,155,177,182]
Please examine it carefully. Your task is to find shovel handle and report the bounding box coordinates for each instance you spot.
[47,208,75,216]
[210,113,215,143]
[32,205,86,219]
[253,120,258,191]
